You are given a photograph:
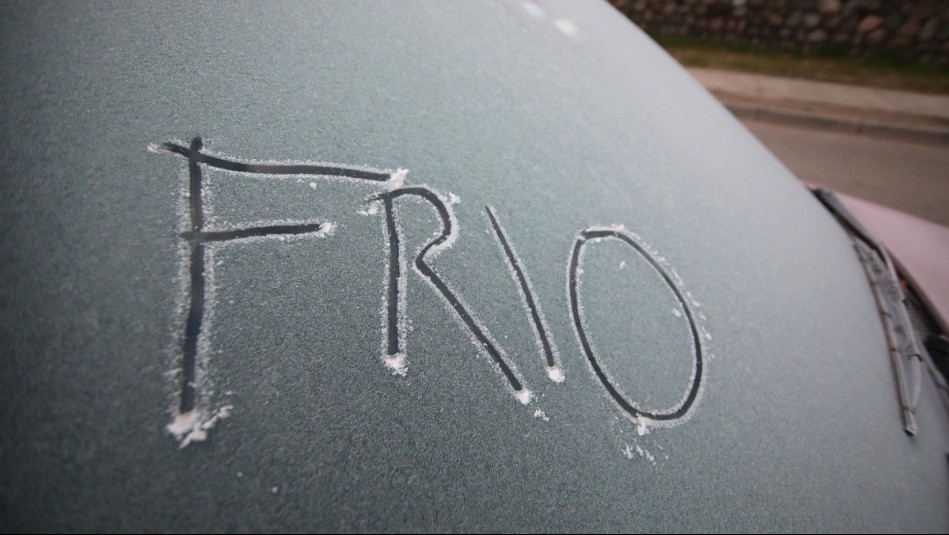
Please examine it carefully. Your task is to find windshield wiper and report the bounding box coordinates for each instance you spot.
[813,188,923,436]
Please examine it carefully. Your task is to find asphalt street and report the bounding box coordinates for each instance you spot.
[744,119,949,227]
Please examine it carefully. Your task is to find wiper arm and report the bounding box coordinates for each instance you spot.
[814,188,923,436]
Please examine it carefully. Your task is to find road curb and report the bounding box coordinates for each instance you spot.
[724,102,949,145]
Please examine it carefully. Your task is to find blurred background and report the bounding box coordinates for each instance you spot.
[610,0,949,227]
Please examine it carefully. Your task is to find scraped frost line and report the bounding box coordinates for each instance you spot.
[484,206,564,383]
[567,226,706,430]
[380,196,408,376]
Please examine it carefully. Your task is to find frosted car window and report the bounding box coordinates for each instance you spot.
[2,1,948,532]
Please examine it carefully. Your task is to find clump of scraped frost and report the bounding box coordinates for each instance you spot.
[387,168,408,190]
[533,409,550,422]
[623,443,657,463]
[635,417,652,436]
[383,353,408,376]
[167,405,233,448]
[515,388,534,405]
[636,444,656,463]
[448,193,461,205]
[699,325,712,342]
[546,365,565,383]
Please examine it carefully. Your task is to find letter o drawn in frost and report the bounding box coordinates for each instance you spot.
[568,228,703,422]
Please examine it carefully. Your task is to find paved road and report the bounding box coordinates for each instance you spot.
[744,120,949,227]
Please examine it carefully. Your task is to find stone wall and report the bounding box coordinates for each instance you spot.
[610,0,949,64]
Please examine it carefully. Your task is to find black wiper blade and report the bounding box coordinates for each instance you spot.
[814,188,923,436]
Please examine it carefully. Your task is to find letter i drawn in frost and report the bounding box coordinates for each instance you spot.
[484,206,565,384]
